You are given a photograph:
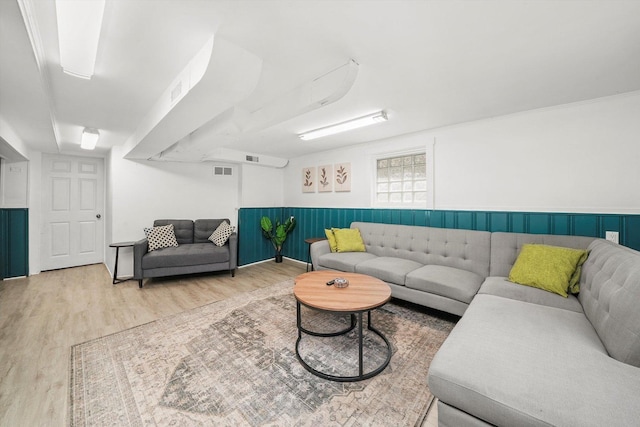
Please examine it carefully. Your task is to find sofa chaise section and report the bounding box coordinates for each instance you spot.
[429,237,640,427]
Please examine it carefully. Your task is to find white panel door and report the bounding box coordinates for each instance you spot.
[41,154,104,271]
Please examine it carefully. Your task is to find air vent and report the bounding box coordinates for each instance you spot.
[213,166,233,176]
[245,155,259,162]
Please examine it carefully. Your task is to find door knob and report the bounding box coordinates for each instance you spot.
[96,214,101,219]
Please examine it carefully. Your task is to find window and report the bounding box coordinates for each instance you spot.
[376,152,427,205]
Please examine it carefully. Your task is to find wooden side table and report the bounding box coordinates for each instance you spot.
[109,241,136,284]
[304,237,326,272]
[294,271,392,382]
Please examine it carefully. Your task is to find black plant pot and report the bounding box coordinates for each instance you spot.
[275,253,283,263]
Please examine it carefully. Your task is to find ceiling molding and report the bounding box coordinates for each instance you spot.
[16,0,62,152]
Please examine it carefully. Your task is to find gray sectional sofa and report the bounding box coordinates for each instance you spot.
[310,221,640,426]
[312,222,492,316]
[133,219,237,288]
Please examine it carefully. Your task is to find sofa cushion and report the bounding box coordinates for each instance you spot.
[508,244,588,297]
[142,243,229,269]
[406,265,484,304]
[428,293,640,427]
[209,221,234,246]
[317,252,377,272]
[154,219,194,244]
[489,232,595,277]
[324,229,338,252]
[194,219,228,243]
[332,228,366,252]
[479,276,583,313]
[579,239,640,367]
[355,257,423,285]
[147,224,179,252]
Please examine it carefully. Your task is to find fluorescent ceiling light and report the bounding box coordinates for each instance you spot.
[299,111,388,141]
[56,0,105,79]
[81,128,99,150]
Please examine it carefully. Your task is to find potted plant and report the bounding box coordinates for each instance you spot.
[260,216,296,262]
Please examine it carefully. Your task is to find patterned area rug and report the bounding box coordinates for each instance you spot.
[69,281,455,426]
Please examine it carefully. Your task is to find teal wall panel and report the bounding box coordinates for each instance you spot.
[529,214,550,234]
[551,214,570,235]
[0,210,4,279]
[626,216,640,251]
[489,212,509,232]
[572,215,598,237]
[237,207,284,265]
[0,208,29,279]
[238,207,640,266]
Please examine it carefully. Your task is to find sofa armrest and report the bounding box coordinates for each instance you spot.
[310,240,331,270]
[227,233,238,270]
[133,238,148,280]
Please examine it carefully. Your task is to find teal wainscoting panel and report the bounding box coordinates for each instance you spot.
[528,214,551,235]
[456,211,475,230]
[429,210,445,228]
[599,216,622,236]
[474,212,489,231]
[238,207,284,265]
[239,207,640,265]
[488,212,509,232]
[572,215,599,238]
[625,216,640,251]
[399,210,414,225]
[0,208,29,279]
[0,209,5,279]
[551,214,570,235]
[413,210,428,226]
[509,213,527,233]
[443,211,456,229]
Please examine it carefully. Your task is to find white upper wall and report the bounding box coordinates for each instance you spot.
[105,146,284,276]
[0,159,28,208]
[286,132,432,208]
[240,163,284,207]
[284,91,640,214]
[12,90,640,275]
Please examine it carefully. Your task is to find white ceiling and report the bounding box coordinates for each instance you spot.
[2,0,640,162]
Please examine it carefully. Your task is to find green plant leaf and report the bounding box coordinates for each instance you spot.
[260,216,273,233]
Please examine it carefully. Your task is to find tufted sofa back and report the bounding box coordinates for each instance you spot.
[352,222,491,278]
[154,219,194,244]
[489,232,595,277]
[580,240,640,367]
[194,219,229,243]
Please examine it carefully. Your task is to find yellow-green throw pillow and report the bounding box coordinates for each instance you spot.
[508,244,588,298]
[332,228,366,253]
[325,229,338,252]
[568,250,589,294]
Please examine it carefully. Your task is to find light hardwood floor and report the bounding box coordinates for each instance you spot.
[0,260,438,426]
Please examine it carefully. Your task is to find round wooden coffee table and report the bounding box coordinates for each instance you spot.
[294,271,392,382]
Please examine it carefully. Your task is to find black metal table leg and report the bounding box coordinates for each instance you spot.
[358,312,363,377]
[295,306,392,382]
[109,241,136,285]
[112,246,120,285]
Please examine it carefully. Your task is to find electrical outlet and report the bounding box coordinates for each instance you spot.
[605,231,619,244]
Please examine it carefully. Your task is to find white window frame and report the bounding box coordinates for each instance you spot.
[371,143,434,209]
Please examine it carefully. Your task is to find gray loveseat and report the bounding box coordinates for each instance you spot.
[133,219,237,288]
[311,221,640,426]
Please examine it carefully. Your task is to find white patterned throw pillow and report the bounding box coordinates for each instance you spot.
[147,224,179,251]
[209,221,235,246]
